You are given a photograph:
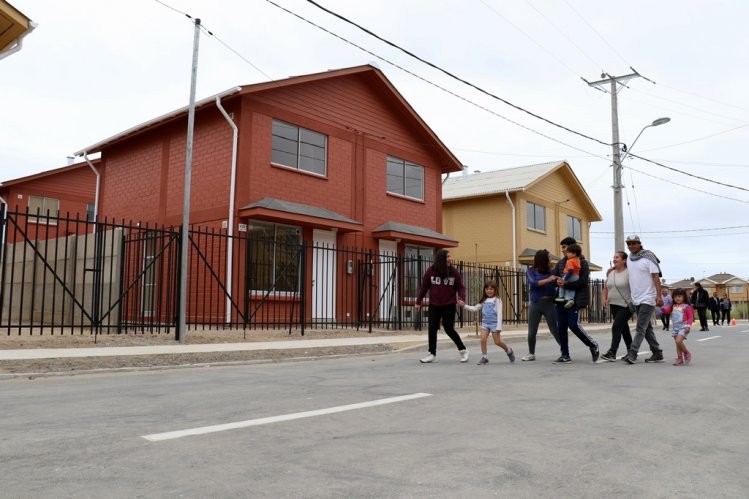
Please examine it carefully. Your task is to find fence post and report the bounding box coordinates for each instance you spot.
[299,240,306,336]
[0,203,6,326]
[175,225,184,342]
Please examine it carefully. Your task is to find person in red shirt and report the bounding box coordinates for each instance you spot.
[415,249,468,363]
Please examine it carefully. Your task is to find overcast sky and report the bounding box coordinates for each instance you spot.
[2,0,748,282]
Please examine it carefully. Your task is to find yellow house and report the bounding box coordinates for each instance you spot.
[0,1,35,59]
[442,161,602,270]
[697,273,749,306]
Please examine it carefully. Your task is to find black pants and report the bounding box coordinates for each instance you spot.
[696,307,708,329]
[711,309,720,325]
[427,304,466,355]
[608,304,632,354]
[721,309,731,324]
[660,313,670,330]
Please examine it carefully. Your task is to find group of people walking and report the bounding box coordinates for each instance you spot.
[415,233,714,367]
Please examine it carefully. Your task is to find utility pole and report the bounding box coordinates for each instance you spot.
[583,70,643,252]
[178,17,201,343]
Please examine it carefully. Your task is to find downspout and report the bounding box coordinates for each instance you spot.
[216,95,238,324]
[505,191,516,269]
[0,22,38,61]
[83,152,100,227]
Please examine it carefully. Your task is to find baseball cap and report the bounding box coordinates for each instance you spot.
[625,234,641,243]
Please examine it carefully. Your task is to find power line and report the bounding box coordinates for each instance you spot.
[636,124,749,153]
[626,165,749,204]
[525,0,602,70]
[266,0,611,161]
[303,0,612,147]
[628,153,749,193]
[592,224,749,234]
[561,0,629,67]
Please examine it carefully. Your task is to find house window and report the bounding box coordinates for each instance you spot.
[28,196,59,225]
[387,156,424,201]
[526,201,545,232]
[567,215,582,241]
[730,285,743,293]
[86,203,96,221]
[404,245,433,299]
[248,221,302,293]
[271,119,327,176]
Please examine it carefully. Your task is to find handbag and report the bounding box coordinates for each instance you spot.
[612,272,636,315]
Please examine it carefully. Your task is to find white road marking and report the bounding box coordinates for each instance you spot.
[697,336,721,342]
[142,392,432,442]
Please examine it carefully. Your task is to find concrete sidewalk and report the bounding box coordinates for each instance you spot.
[0,324,613,360]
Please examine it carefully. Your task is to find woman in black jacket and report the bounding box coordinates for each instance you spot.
[690,282,710,331]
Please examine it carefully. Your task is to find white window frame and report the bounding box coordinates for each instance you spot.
[28,196,60,225]
[271,119,327,176]
[567,215,582,242]
[387,155,424,201]
[526,201,545,232]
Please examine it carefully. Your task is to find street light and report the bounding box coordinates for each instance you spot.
[612,116,671,251]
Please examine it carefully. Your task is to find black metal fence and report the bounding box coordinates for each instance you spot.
[0,205,607,338]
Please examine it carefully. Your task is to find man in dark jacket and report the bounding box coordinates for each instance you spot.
[552,237,599,363]
[709,291,721,326]
[690,282,710,331]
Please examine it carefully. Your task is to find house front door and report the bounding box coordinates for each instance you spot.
[312,229,336,322]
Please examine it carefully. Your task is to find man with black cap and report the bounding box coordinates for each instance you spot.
[551,237,599,363]
[623,235,664,364]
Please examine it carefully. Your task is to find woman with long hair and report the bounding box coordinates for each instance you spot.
[600,251,633,361]
[522,249,559,361]
[415,249,468,363]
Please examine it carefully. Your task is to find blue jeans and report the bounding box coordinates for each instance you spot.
[556,304,598,357]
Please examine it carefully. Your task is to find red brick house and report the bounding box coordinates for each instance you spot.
[68,65,462,327]
[0,161,97,241]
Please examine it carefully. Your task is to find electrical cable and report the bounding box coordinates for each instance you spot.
[628,153,749,192]
[266,0,611,161]
[561,0,629,67]
[303,0,612,147]
[626,165,749,204]
[592,224,749,234]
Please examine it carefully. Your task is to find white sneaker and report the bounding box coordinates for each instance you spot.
[420,353,436,363]
[521,354,536,361]
[459,349,469,363]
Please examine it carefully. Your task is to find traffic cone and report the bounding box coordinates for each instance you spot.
[731,318,736,327]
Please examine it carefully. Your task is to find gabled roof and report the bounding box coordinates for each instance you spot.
[666,279,695,289]
[442,161,602,221]
[0,160,98,188]
[703,273,747,285]
[74,65,463,173]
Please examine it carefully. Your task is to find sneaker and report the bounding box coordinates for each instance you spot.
[564,300,575,309]
[623,352,637,364]
[673,357,683,366]
[459,349,469,363]
[600,351,617,362]
[507,348,516,363]
[684,351,692,365]
[420,353,436,363]
[590,346,600,362]
[521,354,536,361]
[477,356,489,365]
[553,356,571,364]
[644,350,664,363]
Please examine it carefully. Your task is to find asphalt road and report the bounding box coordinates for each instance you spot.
[2,327,748,498]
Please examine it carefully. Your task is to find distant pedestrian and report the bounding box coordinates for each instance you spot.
[660,288,673,331]
[600,251,633,361]
[415,249,469,363]
[710,291,721,326]
[463,280,514,365]
[523,249,559,361]
[623,235,665,364]
[690,282,710,331]
[720,293,732,325]
[670,288,694,366]
[552,237,599,364]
